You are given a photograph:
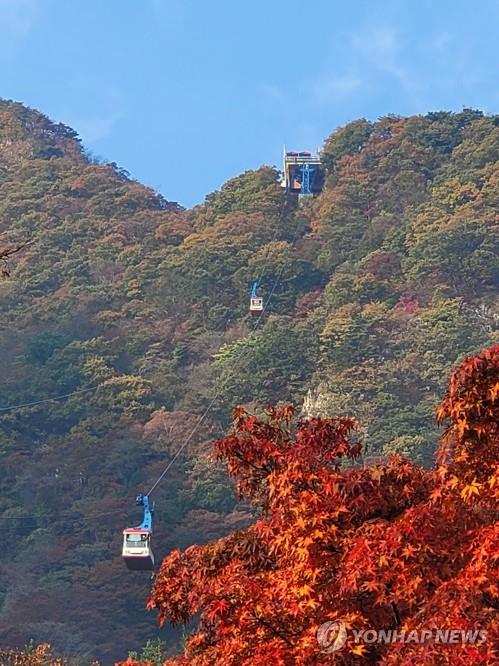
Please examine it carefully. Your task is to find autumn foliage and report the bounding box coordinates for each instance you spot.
[2,105,497,657]
[143,345,498,665]
[0,643,98,666]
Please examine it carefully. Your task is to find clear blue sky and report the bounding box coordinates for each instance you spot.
[1,0,498,207]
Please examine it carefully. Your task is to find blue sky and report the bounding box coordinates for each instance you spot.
[0,0,498,207]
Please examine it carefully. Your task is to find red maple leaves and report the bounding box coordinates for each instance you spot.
[140,346,498,665]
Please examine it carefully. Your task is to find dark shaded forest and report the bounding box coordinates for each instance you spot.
[0,101,497,663]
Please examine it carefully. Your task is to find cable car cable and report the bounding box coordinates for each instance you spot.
[125,190,293,567]
[0,386,98,413]
[146,190,305,497]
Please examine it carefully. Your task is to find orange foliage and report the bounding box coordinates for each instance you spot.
[0,643,99,666]
[142,346,498,665]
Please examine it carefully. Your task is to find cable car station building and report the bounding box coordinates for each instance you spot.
[282,148,323,197]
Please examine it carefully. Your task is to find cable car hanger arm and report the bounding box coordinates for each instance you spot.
[136,494,153,531]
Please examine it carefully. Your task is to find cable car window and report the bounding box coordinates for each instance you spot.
[126,533,148,546]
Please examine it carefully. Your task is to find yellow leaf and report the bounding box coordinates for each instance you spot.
[461,482,481,502]
[297,584,313,597]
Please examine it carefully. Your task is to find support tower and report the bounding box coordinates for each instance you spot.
[282,147,323,197]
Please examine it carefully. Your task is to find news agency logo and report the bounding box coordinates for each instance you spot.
[316,620,487,653]
[316,620,347,653]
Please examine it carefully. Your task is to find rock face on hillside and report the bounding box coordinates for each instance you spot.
[0,101,497,662]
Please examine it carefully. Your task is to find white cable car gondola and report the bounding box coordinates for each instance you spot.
[250,281,263,316]
[122,494,155,571]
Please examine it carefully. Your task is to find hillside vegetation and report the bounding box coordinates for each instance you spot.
[0,100,497,662]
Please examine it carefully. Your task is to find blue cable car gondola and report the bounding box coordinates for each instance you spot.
[122,494,155,571]
[249,280,263,315]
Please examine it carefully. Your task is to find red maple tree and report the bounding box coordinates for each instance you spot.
[132,345,498,665]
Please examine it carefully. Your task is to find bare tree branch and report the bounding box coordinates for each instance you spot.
[0,238,32,276]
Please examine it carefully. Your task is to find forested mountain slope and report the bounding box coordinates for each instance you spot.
[0,101,497,663]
